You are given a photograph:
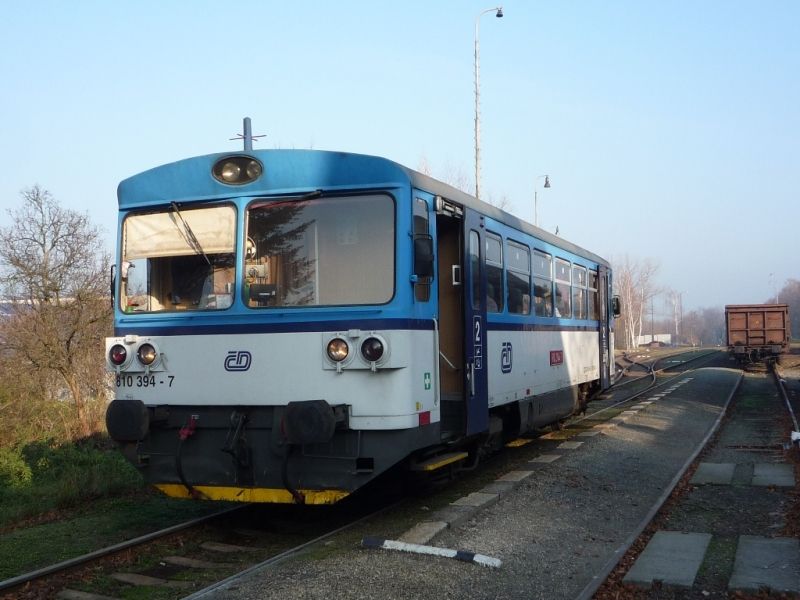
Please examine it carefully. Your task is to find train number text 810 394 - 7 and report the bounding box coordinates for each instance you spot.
[115,375,175,388]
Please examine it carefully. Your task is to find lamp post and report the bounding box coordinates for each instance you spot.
[474,6,503,201]
[533,174,550,227]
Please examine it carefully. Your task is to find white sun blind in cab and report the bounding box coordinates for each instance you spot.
[123,206,236,260]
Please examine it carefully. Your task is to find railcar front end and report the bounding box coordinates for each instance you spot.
[106,151,440,504]
[105,148,619,504]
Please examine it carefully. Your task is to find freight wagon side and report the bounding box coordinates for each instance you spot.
[725,303,790,363]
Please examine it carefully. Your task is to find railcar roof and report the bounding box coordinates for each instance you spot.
[119,149,609,268]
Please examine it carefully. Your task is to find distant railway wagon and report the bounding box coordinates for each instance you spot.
[105,148,619,504]
[725,304,790,363]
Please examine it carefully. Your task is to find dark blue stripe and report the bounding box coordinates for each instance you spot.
[454,550,476,562]
[488,322,599,333]
[115,318,435,337]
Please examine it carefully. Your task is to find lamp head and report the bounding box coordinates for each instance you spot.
[496,7,503,17]
[544,175,551,188]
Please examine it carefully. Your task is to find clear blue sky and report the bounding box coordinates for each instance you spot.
[1,1,797,312]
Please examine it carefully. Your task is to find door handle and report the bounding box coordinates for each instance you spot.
[468,361,475,396]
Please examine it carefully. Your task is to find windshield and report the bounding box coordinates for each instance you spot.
[245,194,394,307]
[120,204,236,312]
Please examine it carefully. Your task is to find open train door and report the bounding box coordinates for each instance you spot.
[462,209,489,435]
[598,265,612,389]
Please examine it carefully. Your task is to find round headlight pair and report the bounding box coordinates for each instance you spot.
[326,336,385,364]
[108,343,158,367]
[212,156,263,185]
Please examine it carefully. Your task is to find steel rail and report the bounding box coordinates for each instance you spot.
[0,505,245,593]
[774,363,800,440]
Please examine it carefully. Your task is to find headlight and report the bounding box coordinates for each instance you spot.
[137,343,158,366]
[212,156,263,185]
[326,338,349,362]
[220,161,241,182]
[109,344,127,366]
[361,337,384,362]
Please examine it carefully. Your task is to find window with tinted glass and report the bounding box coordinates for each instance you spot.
[485,233,503,313]
[470,231,480,310]
[533,249,553,317]
[588,270,599,320]
[572,265,587,319]
[245,195,394,307]
[555,258,571,318]
[506,240,530,315]
[413,198,431,302]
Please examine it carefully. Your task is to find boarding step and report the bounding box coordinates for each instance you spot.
[410,451,469,472]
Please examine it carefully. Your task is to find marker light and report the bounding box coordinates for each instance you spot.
[137,343,158,366]
[212,156,263,185]
[109,344,127,366]
[361,337,384,362]
[326,338,349,362]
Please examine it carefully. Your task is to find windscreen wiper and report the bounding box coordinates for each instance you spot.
[170,201,211,266]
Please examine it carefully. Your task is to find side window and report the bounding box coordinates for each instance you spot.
[413,198,431,302]
[485,233,503,313]
[532,250,553,317]
[555,258,571,318]
[506,240,530,315]
[470,231,481,310]
[572,265,587,319]
[588,270,599,320]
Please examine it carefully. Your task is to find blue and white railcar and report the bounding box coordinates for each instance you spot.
[105,149,618,504]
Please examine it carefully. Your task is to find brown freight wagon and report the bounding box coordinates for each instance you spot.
[725,303,791,363]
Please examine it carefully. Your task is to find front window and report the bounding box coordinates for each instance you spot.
[245,194,394,307]
[120,204,236,313]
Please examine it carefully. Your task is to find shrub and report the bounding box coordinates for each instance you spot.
[0,447,33,490]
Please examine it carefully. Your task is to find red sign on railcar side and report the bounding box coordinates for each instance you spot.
[550,350,564,366]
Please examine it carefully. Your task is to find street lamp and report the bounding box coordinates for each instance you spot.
[474,6,503,201]
[533,174,550,227]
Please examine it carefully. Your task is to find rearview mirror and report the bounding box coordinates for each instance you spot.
[611,295,622,318]
[413,235,434,278]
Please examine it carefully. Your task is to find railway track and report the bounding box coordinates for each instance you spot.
[589,355,800,598]
[0,348,731,600]
[0,489,402,599]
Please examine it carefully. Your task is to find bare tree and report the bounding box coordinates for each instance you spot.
[0,186,112,438]
[664,288,683,344]
[612,255,660,350]
[682,306,725,347]
[768,278,800,338]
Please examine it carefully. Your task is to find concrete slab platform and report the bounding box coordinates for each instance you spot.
[451,491,498,508]
[530,454,561,463]
[164,556,236,569]
[623,531,712,589]
[751,463,795,487]
[429,504,474,528]
[690,462,735,485]
[728,535,800,594]
[557,441,584,449]
[398,521,448,545]
[577,430,600,437]
[480,481,516,495]
[497,470,534,482]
